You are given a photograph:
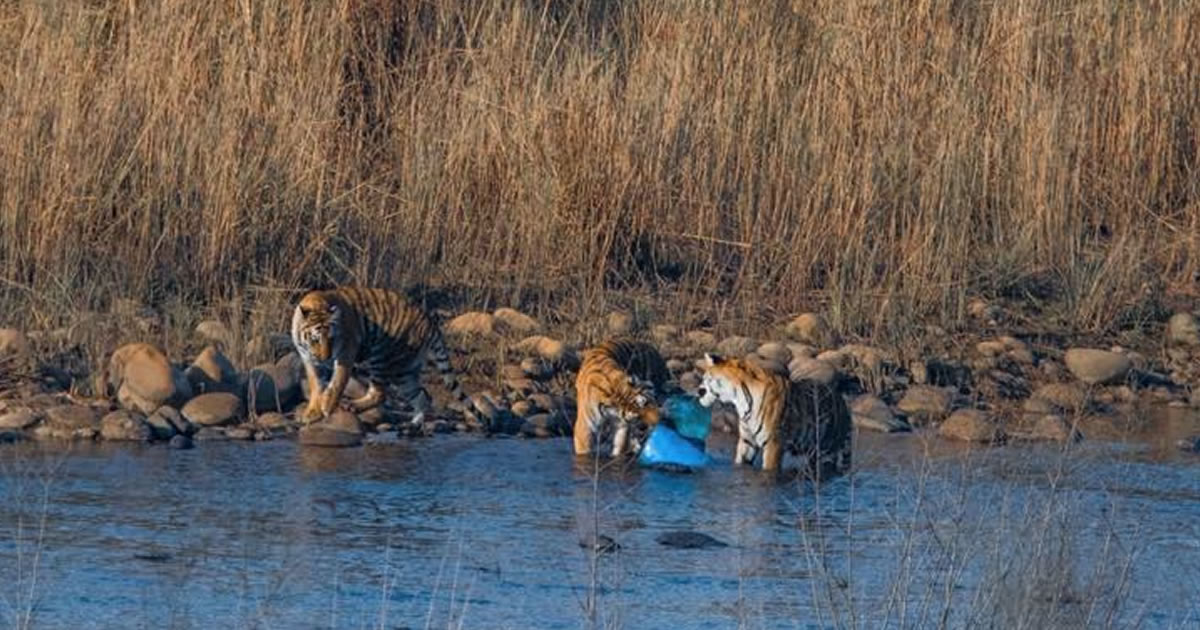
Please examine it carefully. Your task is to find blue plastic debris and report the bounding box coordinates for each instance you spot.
[661,394,713,442]
[638,423,712,469]
[638,394,714,469]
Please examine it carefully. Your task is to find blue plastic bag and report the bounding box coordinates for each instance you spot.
[661,394,713,442]
[638,423,712,469]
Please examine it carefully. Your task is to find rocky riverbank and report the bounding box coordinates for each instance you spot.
[1,302,1199,453]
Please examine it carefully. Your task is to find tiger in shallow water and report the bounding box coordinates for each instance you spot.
[573,338,675,457]
[290,287,478,428]
[697,353,851,478]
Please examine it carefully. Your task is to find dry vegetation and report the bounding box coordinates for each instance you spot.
[0,0,1196,354]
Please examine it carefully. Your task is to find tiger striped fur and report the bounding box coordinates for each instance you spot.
[698,353,851,477]
[573,338,673,457]
[290,287,478,428]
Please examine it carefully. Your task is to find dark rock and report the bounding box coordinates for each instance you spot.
[168,434,194,450]
[579,534,621,554]
[655,531,729,549]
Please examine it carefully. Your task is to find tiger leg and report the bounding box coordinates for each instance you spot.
[394,372,433,426]
[734,437,758,466]
[428,333,483,430]
[611,419,629,457]
[319,361,352,417]
[573,402,598,455]
[348,382,386,413]
[760,438,782,472]
[301,360,326,423]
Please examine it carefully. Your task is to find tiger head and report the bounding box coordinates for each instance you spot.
[696,353,756,410]
[292,291,346,362]
[609,375,662,445]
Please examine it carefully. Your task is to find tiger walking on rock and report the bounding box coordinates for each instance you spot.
[290,287,479,429]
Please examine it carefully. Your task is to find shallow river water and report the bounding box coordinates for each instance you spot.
[0,408,1198,630]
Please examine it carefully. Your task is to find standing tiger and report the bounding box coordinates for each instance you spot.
[290,287,478,428]
[573,338,674,457]
[697,353,852,478]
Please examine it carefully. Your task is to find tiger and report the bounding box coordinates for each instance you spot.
[697,353,852,478]
[290,286,479,429]
[573,338,675,457]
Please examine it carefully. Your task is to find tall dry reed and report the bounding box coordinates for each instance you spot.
[1,0,1196,345]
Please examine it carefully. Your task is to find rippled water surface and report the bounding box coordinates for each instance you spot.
[0,409,1198,629]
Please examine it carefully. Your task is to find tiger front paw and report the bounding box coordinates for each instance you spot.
[301,401,326,424]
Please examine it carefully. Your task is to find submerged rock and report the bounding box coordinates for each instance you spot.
[655,531,729,549]
[579,534,621,554]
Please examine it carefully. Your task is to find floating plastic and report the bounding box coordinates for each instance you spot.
[638,423,712,469]
[661,394,713,442]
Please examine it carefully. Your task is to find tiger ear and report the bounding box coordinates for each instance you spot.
[328,303,339,314]
[701,353,724,368]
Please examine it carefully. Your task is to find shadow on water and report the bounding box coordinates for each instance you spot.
[0,407,1196,629]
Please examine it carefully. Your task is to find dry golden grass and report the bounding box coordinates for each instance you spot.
[0,0,1196,352]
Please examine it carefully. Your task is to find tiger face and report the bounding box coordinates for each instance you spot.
[292,292,344,363]
[697,353,751,413]
[607,376,660,425]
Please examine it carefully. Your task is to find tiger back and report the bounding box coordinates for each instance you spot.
[573,338,671,457]
[697,353,851,478]
[291,287,478,428]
